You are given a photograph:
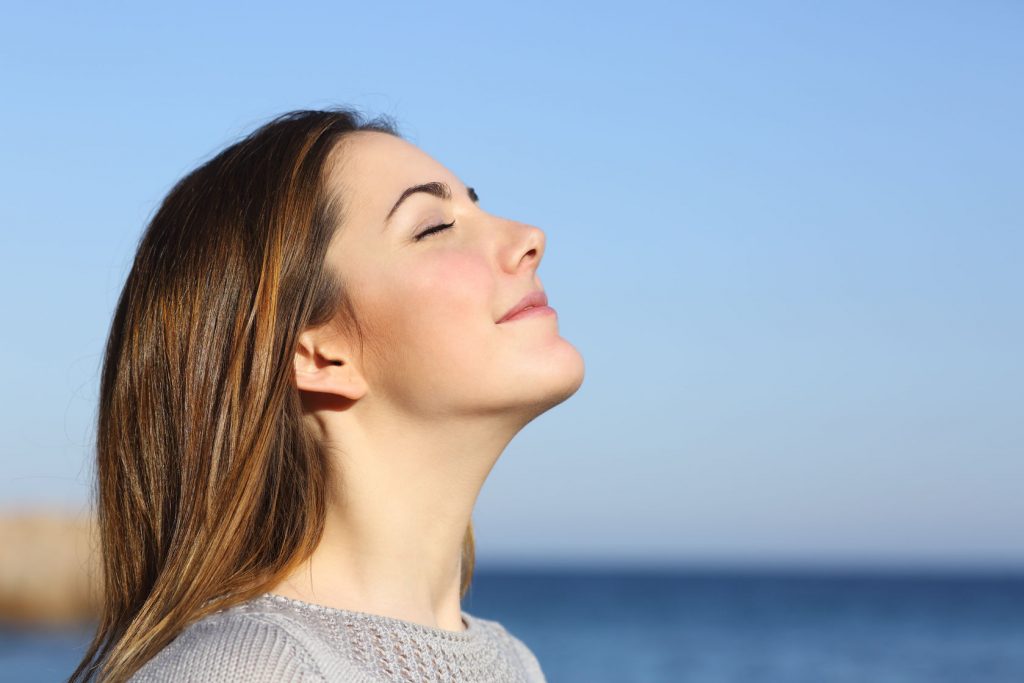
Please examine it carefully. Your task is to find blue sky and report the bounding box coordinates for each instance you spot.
[1,1,1021,569]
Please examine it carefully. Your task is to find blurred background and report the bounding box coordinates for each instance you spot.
[2,1,1022,682]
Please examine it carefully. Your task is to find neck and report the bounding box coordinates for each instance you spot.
[269,400,525,632]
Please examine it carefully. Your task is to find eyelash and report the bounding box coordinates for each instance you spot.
[412,187,478,241]
[414,220,455,241]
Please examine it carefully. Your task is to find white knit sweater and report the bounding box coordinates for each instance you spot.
[128,593,547,682]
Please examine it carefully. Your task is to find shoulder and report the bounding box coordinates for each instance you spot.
[128,609,366,682]
[466,613,548,683]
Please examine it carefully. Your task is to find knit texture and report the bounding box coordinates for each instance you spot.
[128,593,548,682]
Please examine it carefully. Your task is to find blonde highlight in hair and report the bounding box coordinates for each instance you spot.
[68,108,477,683]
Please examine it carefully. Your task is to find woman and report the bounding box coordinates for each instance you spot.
[69,108,585,682]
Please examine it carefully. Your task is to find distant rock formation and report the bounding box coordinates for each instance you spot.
[0,509,102,627]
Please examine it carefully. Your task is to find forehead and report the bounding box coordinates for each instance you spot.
[329,131,454,210]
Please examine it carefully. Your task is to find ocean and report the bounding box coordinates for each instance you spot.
[3,568,1022,682]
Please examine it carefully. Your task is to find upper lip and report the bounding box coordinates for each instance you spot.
[497,290,548,323]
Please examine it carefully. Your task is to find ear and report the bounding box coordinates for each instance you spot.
[292,326,368,400]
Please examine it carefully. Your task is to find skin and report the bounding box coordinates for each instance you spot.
[268,131,585,632]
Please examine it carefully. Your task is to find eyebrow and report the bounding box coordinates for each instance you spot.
[385,182,479,224]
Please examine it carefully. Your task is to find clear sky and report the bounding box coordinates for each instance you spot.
[1,2,1021,570]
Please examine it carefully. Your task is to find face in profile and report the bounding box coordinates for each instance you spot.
[317,131,585,424]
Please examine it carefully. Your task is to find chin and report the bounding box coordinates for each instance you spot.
[555,345,586,401]
[523,343,586,412]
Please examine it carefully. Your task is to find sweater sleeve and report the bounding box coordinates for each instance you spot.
[128,612,328,682]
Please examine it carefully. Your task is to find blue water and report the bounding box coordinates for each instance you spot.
[4,568,1023,682]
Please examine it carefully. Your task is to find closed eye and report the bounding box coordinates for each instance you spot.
[412,186,476,241]
[414,220,455,241]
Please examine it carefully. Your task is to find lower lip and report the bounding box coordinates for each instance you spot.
[499,305,557,323]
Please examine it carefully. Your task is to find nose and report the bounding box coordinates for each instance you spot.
[501,220,546,275]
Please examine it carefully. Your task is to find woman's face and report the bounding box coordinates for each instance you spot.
[322,131,584,421]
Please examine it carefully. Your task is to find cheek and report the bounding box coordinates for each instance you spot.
[409,252,492,321]
[367,251,495,363]
[365,252,498,406]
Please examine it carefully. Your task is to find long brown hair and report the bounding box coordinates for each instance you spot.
[69,108,477,682]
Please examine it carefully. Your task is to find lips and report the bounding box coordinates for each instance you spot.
[497,290,549,323]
